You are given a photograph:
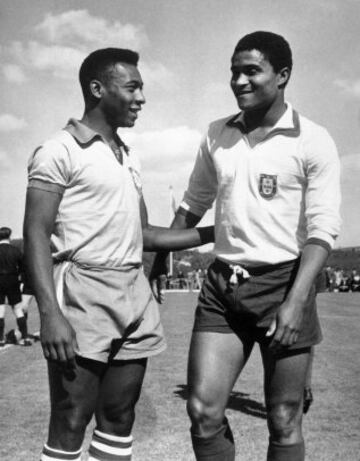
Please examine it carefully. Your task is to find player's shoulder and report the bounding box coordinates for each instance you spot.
[40,129,76,151]
[31,129,77,164]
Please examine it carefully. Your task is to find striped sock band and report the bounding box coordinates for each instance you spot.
[40,444,82,461]
[88,429,133,460]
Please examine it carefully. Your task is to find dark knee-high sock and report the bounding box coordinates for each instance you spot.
[267,439,305,461]
[0,318,5,341]
[16,316,28,339]
[191,418,235,461]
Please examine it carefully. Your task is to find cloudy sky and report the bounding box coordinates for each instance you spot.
[0,0,359,248]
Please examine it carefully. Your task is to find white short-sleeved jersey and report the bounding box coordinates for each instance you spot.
[181,104,341,266]
[27,119,143,268]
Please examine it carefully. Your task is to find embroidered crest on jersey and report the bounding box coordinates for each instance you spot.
[259,174,277,199]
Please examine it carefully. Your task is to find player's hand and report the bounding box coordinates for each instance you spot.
[40,311,78,368]
[267,299,305,350]
[151,274,167,304]
[149,257,168,304]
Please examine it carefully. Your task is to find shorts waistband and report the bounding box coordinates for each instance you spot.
[213,257,300,276]
[54,259,142,272]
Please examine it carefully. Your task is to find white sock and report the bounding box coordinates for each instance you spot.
[88,429,133,460]
[40,443,82,461]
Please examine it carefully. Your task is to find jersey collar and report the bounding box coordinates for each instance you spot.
[226,103,300,139]
[64,119,129,154]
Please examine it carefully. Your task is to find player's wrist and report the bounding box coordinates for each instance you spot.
[285,291,308,308]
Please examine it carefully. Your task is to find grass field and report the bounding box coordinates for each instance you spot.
[1,292,360,461]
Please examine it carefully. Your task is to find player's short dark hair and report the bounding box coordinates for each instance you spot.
[233,31,293,74]
[0,227,12,240]
[79,48,139,100]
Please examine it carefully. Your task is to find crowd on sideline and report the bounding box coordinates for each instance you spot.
[164,266,360,294]
[165,268,207,291]
[324,266,360,292]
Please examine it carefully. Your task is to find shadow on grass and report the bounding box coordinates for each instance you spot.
[174,384,267,420]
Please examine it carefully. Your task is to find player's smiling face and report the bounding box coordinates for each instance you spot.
[230,49,285,113]
[100,63,145,128]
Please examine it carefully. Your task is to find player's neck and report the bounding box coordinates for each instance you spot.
[243,99,287,133]
[81,112,118,144]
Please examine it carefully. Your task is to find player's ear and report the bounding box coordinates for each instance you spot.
[89,79,103,100]
[277,67,291,88]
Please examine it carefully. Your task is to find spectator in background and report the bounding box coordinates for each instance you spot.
[333,267,343,292]
[350,268,360,292]
[0,227,32,347]
[177,270,186,289]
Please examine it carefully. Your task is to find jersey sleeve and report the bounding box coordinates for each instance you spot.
[27,139,72,193]
[180,132,218,217]
[304,127,341,249]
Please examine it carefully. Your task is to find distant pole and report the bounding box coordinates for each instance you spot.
[169,186,177,276]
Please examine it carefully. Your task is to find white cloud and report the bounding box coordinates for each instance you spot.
[2,64,27,83]
[340,153,360,196]
[123,126,201,170]
[2,10,175,89]
[140,61,175,88]
[334,79,360,99]
[10,41,86,79]
[341,153,360,170]
[0,114,27,132]
[7,39,174,85]
[337,153,360,247]
[122,126,202,225]
[35,10,148,50]
[0,149,11,168]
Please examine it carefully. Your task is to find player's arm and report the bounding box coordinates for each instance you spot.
[140,196,213,252]
[23,187,78,366]
[268,131,341,348]
[149,207,203,303]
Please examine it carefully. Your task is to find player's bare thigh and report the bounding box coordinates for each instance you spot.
[187,331,254,436]
[95,358,147,436]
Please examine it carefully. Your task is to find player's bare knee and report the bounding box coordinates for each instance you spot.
[267,401,302,440]
[99,401,136,434]
[50,394,94,434]
[53,406,92,434]
[187,396,224,433]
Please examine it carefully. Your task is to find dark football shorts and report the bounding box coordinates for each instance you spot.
[193,258,322,350]
[0,274,22,305]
